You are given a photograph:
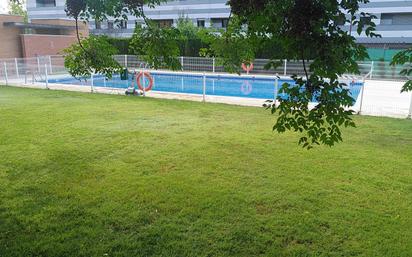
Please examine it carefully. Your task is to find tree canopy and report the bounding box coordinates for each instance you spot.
[63,0,180,79]
[63,35,121,80]
[62,0,385,148]
[8,0,28,22]
[212,0,380,148]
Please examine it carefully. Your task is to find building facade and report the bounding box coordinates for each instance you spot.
[27,0,231,38]
[0,14,88,58]
[351,1,412,46]
[27,0,412,46]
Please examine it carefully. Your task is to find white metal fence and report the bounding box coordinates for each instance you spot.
[0,55,411,119]
[111,55,410,81]
[0,55,66,85]
[0,54,409,82]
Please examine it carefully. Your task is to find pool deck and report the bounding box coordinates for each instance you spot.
[3,72,412,119]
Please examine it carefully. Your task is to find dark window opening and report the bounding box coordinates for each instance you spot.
[119,20,127,29]
[197,19,205,28]
[360,16,372,24]
[211,18,229,28]
[381,13,412,25]
[222,18,229,28]
[135,21,143,28]
[156,19,173,28]
[108,21,114,29]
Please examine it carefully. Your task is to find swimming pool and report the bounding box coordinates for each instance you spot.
[48,72,363,104]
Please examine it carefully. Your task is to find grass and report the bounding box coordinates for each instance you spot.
[0,86,411,257]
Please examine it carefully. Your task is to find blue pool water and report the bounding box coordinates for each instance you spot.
[48,72,363,103]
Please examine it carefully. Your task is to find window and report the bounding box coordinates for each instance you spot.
[95,20,101,29]
[197,19,205,28]
[381,13,412,25]
[380,14,393,25]
[135,21,143,28]
[360,16,372,24]
[119,20,127,29]
[36,0,56,7]
[156,19,173,28]
[393,13,412,25]
[222,18,229,28]
[211,18,229,28]
[108,21,114,29]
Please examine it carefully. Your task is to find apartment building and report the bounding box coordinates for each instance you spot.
[27,0,412,46]
[27,0,230,38]
[352,1,412,46]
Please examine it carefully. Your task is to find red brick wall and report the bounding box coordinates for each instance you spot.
[21,34,79,58]
[0,14,25,58]
[0,16,88,58]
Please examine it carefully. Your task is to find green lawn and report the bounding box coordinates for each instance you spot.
[0,86,411,257]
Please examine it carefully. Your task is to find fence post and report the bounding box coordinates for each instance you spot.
[358,79,366,115]
[15,58,19,78]
[48,56,53,74]
[369,61,374,79]
[4,62,8,85]
[283,59,287,76]
[37,56,41,73]
[124,55,127,68]
[44,64,49,89]
[274,74,279,107]
[24,71,27,84]
[202,73,206,102]
[180,56,184,71]
[212,58,215,73]
[408,92,412,119]
[90,73,94,93]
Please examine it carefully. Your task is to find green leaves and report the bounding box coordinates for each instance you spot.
[354,12,380,38]
[264,60,283,71]
[200,16,259,74]
[270,78,356,149]
[64,0,183,72]
[8,0,28,22]
[400,81,412,93]
[391,48,412,92]
[217,0,379,148]
[129,25,181,70]
[63,36,122,80]
[64,0,86,19]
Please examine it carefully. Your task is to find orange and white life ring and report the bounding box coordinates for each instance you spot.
[241,62,254,73]
[136,72,154,91]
